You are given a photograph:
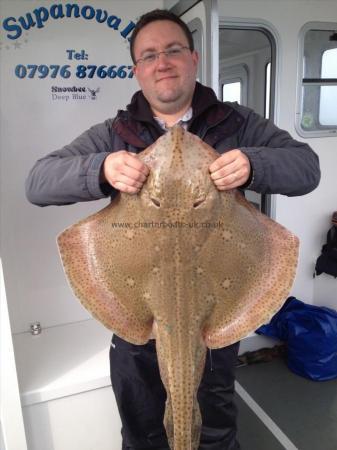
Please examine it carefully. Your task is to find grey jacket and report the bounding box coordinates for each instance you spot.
[25,82,320,206]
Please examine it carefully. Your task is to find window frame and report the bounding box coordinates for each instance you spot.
[296,22,337,138]
[220,64,248,105]
[188,17,204,84]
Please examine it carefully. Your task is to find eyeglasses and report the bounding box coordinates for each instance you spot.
[135,46,190,66]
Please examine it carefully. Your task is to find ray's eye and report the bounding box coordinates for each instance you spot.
[150,197,161,207]
[193,199,205,208]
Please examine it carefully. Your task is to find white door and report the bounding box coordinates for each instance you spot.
[169,0,219,93]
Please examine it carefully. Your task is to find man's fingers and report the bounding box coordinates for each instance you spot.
[209,149,251,190]
[103,150,149,192]
[112,173,144,190]
[209,150,238,172]
[113,181,141,194]
[121,151,150,176]
[213,171,247,190]
[210,160,238,181]
[119,164,148,184]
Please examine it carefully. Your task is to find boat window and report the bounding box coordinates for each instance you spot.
[297,23,337,137]
[223,79,242,103]
[319,48,337,125]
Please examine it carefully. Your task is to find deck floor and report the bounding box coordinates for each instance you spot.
[235,357,337,450]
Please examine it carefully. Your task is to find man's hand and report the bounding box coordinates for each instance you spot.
[209,149,251,190]
[101,151,149,194]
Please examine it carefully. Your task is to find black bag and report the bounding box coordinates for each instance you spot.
[314,212,337,278]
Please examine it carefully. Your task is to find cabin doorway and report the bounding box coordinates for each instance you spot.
[219,26,275,215]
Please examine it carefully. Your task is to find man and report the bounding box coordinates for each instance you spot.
[26,9,320,450]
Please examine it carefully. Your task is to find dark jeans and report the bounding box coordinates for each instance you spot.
[110,335,241,450]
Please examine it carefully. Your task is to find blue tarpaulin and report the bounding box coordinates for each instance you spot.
[256,297,337,381]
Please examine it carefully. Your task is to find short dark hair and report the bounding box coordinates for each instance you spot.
[130,9,194,64]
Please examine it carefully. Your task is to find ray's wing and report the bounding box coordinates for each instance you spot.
[57,196,154,344]
[201,191,299,348]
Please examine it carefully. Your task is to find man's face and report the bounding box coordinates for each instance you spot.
[133,20,199,116]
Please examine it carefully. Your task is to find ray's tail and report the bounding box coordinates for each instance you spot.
[155,328,207,450]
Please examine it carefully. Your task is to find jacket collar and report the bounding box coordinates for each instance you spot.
[112,82,237,148]
[127,82,220,123]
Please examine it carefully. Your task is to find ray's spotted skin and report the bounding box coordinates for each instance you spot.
[57,126,299,450]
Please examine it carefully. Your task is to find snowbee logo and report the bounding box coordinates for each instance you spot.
[87,87,100,100]
[51,86,100,101]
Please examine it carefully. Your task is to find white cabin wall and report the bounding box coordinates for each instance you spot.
[23,387,121,450]
[218,0,337,309]
[0,0,163,336]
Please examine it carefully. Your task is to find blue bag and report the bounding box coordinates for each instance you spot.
[256,297,337,381]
